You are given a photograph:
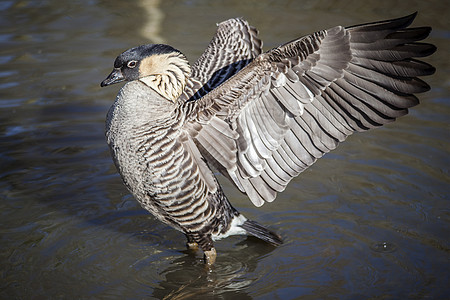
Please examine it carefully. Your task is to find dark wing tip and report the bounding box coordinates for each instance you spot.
[346,12,418,31]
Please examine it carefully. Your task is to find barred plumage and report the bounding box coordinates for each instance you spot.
[101,13,435,264]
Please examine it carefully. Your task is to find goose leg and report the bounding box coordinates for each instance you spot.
[186,235,199,251]
[204,247,217,265]
[189,233,217,265]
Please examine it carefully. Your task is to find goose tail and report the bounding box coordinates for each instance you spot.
[241,219,283,246]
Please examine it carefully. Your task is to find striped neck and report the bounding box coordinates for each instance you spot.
[139,52,191,102]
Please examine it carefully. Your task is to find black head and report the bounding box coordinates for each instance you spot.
[100,44,181,87]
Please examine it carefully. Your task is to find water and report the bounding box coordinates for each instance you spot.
[1,0,449,298]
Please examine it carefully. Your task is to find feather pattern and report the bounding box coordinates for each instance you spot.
[179,18,262,103]
[184,13,436,206]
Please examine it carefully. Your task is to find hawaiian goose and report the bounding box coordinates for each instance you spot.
[101,13,435,265]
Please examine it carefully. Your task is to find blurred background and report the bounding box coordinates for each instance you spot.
[0,0,448,299]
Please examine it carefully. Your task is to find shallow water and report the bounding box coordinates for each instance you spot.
[1,0,449,299]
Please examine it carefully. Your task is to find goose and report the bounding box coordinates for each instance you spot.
[101,13,436,265]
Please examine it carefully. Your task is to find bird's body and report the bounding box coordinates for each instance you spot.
[101,13,435,264]
[105,56,281,263]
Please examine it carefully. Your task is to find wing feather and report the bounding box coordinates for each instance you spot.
[182,13,435,206]
[180,18,262,102]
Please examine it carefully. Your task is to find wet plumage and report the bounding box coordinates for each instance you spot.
[101,13,435,264]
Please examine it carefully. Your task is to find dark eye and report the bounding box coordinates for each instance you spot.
[127,60,137,68]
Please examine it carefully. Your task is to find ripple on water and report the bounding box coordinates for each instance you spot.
[130,236,279,299]
[370,241,398,253]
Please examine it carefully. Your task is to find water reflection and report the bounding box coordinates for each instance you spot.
[138,0,166,44]
[0,0,449,299]
[152,239,275,299]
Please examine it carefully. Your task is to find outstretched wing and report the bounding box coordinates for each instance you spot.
[179,18,262,103]
[183,13,436,207]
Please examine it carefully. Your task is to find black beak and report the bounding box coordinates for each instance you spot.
[100,68,125,87]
